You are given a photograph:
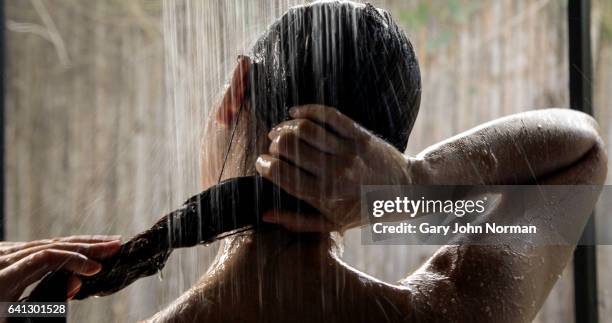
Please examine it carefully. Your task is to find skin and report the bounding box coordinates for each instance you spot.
[148,58,607,323]
[0,235,121,303]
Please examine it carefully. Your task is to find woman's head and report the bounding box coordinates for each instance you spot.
[201,1,420,189]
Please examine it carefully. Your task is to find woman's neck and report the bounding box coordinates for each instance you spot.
[208,228,342,276]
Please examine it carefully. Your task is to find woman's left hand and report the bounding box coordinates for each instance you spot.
[0,235,121,302]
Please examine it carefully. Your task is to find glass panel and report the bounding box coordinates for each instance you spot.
[4,0,586,322]
[593,0,612,320]
[5,1,169,321]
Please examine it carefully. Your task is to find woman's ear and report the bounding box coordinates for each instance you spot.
[216,56,251,126]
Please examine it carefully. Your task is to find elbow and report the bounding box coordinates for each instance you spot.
[546,128,608,185]
[547,109,607,185]
[561,109,601,150]
[543,108,600,152]
[586,136,608,185]
[577,112,607,185]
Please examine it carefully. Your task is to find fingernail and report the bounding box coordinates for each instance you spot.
[268,130,278,140]
[97,238,122,244]
[107,241,122,250]
[99,235,121,241]
[288,107,298,117]
[256,156,270,169]
[83,261,102,276]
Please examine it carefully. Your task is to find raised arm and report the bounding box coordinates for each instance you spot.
[411,108,603,185]
[400,108,607,322]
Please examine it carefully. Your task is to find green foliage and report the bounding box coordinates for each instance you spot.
[447,0,480,24]
[397,0,481,53]
[599,0,612,44]
[426,29,452,52]
[399,3,431,30]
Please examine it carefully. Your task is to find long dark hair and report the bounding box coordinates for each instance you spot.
[245,1,421,152]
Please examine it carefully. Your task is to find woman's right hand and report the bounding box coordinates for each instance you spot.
[256,105,416,232]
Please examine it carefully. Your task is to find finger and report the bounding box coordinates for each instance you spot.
[269,133,348,176]
[263,210,337,233]
[256,154,321,202]
[2,250,101,299]
[57,235,122,243]
[289,105,369,141]
[0,242,24,256]
[66,275,82,300]
[1,241,120,268]
[0,242,21,248]
[269,119,355,155]
[0,235,121,255]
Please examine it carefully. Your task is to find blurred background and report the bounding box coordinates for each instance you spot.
[4,0,611,321]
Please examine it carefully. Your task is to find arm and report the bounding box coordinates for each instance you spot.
[411,108,602,185]
[401,109,607,322]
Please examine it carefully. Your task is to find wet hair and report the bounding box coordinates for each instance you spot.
[246,1,421,151]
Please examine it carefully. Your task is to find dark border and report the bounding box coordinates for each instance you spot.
[568,0,599,322]
[0,0,5,242]
[0,1,601,320]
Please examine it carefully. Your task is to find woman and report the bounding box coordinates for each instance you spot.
[150,2,606,322]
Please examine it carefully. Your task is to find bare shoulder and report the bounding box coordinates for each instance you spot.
[398,243,578,323]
